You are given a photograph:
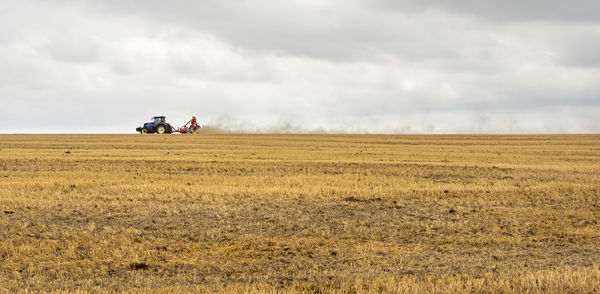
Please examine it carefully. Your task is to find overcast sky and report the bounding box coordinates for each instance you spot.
[1,0,599,133]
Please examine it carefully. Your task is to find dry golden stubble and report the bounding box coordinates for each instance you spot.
[0,134,599,292]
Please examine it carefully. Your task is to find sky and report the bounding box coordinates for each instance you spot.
[1,0,599,133]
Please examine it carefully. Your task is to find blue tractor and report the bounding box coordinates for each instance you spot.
[136,116,173,134]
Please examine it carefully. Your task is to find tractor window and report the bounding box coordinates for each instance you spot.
[154,117,164,124]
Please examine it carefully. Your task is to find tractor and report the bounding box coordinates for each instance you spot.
[136,116,173,134]
[136,116,201,134]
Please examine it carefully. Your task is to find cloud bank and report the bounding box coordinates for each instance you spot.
[1,0,599,133]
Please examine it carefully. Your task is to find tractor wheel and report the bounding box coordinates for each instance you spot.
[156,125,166,134]
[141,127,149,134]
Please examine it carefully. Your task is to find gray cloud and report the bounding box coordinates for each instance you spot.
[375,0,600,22]
[0,0,599,133]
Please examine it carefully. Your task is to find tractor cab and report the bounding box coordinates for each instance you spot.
[153,116,166,124]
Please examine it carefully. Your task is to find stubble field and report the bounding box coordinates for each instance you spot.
[1,134,599,293]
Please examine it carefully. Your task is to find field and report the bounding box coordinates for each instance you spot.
[1,134,599,293]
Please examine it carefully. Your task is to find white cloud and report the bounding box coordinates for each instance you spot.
[0,0,599,133]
